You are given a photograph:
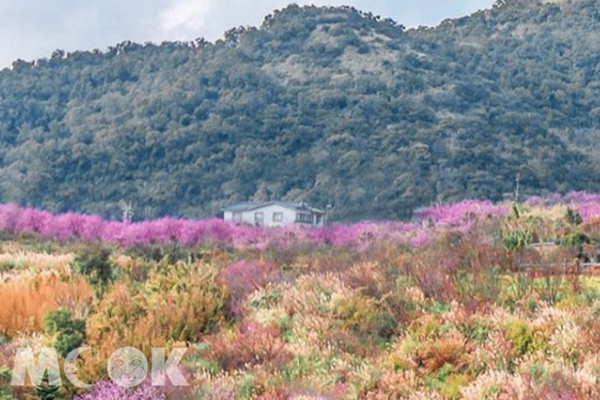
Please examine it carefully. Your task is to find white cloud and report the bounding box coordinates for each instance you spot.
[160,0,213,34]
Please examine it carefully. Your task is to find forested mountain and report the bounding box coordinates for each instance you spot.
[1,0,600,220]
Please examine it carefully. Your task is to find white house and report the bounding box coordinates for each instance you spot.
[222,201,326,227]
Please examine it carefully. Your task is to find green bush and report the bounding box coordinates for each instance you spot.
[43,309,86,358]
[502,230,533,251]
[0,366,15,400]
[34,371,60,400]
[565,207,583,226]
[506,320,533,356]
[332,293,398,341]
[438,373,471,399]
[459,321,491,344]
[73,247,114,297]
[87,261,228,353]
[0,261,16,274]
[54,331,86,359]
[561,232,590,248]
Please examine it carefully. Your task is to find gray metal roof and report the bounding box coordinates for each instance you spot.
[222,201,325,214]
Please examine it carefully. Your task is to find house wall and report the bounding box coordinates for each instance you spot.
[253,204,297,227]
[223,211,236,224]
[224,205,324,227]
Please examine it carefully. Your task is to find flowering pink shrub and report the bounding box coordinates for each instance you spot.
[219,260,279,315]
[15,207,52,234]
[74,381,165,400]
[562,192,600,222]
[2,193,600,251]
[417,199,509,229]
[0,204,421,250]
[0,203,21,233]
[526,191,600,222]
[408,228,436,248]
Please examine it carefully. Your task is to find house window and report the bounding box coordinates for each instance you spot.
[233,212,243,223]
[273,212,283,222]
[296,212,313,224]
[255,212,264,225]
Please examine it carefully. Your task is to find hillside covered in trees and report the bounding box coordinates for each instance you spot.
[1,0,600,220]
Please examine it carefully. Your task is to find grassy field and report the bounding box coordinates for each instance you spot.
[2,195,600,399]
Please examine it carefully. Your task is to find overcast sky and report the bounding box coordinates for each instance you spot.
[0,0,495,69]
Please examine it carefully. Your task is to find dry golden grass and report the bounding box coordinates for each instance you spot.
[0,251,73,270]
[0,274,92,338]
[0,252,74,286]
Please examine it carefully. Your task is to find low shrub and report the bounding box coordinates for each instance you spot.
[438,373,471,399]
[414,334,468,375]
[331,292,397,341]
[0,365,15,400]
[43,309,86,358]
[74,381,165,400]
[202,323,293,372]
[87,261,228,356]
[73,246,115,298]
[219,259,280,317]
[505,319,548,358]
